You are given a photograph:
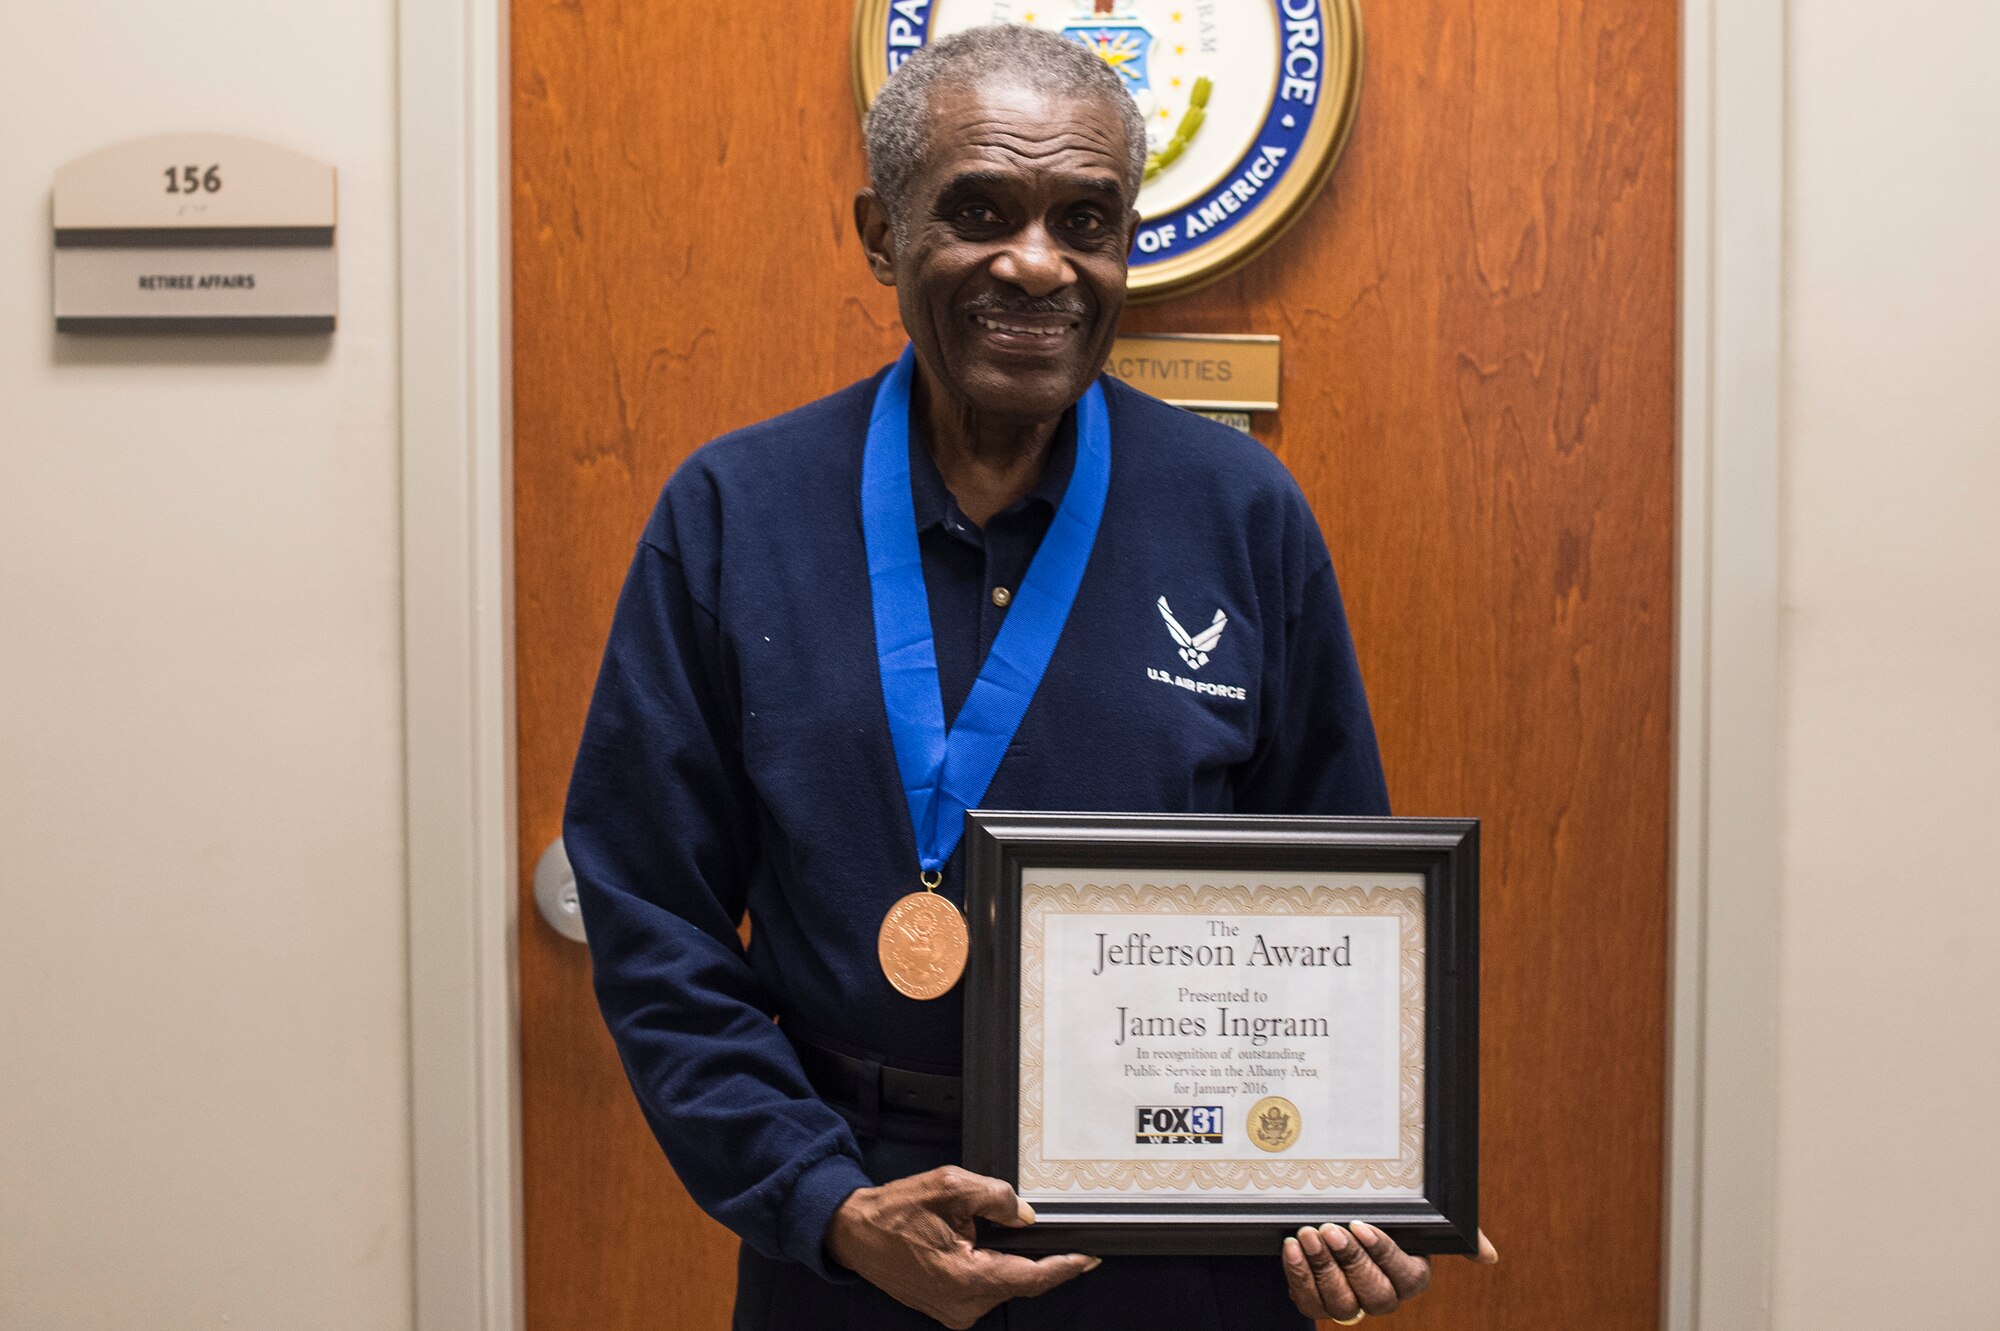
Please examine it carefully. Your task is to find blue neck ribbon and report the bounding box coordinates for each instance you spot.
[861,345,1112,876]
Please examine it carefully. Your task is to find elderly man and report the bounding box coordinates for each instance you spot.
[566,22,1491,1330]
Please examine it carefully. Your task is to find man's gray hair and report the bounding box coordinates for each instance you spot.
[864,24,1148,234]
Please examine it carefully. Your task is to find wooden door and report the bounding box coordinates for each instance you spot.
[512,4,1677,1328]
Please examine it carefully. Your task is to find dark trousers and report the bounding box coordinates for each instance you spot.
[731,1126,1310,1331]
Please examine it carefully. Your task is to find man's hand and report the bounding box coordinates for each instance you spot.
[1281,1224,1498,1323]
[825,1166,1099,1329]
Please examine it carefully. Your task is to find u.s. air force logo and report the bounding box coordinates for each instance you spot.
[1157,596,1225,670]
[851,0,1363,300]
[1149,594,1246,700]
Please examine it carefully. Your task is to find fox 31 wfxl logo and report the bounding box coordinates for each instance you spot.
[1135,1105,1225,1145]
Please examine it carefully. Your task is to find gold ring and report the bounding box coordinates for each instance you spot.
[1331,1315,1366,1327]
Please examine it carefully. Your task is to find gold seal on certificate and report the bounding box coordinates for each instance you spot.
[1249,1096,1302,1153]
[878,890,969,1000]
[962,812,1482,1256]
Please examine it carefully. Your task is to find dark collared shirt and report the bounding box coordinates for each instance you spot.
[913,405,1076,727]
[565,368,1388,1279]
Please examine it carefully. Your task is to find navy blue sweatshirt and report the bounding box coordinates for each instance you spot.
[564,367,1388,1277]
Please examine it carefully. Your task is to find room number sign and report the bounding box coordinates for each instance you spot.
[162,164,225,194]
[53,133,338,333]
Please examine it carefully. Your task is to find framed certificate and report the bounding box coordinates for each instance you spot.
[962,812,1478,1256]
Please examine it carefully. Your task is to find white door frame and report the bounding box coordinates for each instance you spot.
[1665,0,1784,1324]
[395,1,1785,1325]
[398,0,520,1325]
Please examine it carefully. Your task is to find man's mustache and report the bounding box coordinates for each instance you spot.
[961,294,1091,319]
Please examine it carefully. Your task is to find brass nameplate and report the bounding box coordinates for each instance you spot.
[1106,334,1280,413]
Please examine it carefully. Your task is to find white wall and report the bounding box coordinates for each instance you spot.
[1776,0,2000,1325]
[0,2,411,1329]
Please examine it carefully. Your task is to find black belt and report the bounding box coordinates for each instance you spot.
[790,1035,964,1122]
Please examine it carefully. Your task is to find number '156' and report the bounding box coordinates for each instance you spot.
[164,165,222,193]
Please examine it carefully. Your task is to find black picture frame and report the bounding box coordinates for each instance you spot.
[963,811,1479,1257]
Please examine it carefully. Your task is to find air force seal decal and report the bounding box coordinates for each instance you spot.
[852,0,1363,300]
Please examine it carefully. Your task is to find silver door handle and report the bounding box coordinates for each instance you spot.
[534,836,588,943]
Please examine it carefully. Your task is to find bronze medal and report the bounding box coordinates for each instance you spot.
[877,889,968,1000]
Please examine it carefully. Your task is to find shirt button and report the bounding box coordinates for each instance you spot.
[991,586,1012,608]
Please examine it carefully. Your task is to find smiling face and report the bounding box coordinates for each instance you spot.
[856,78,1141,425]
